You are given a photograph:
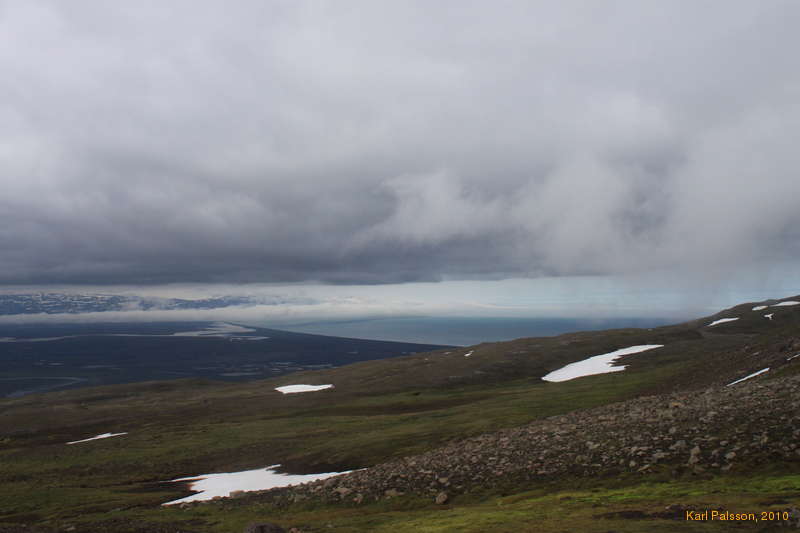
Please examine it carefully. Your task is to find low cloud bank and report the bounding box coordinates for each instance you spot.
[1,1,799,285]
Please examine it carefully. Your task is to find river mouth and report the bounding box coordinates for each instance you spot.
[0,377,88,398]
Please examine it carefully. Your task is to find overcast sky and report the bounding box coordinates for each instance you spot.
[2,1,799,293]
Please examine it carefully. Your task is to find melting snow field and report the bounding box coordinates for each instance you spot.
[542,345,664,383]
[707,317,739,327]
[464,350,474,357]
[67,432,127,445]
[727,368,770,386]
[773,301,800,307]
[752,305,768,311]
[275,384,334,394]
[163,465,348,505]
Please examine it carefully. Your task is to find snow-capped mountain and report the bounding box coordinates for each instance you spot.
[0,293,280,315]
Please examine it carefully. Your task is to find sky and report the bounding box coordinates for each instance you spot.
[1,1,799,322]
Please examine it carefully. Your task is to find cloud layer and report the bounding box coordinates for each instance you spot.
[2,1,799,285]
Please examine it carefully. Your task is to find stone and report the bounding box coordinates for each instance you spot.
[670,440,687,451]
[688,445,701,465]
[435,491,449,504]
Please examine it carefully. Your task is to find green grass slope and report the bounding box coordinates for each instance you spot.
[1,296,799,532]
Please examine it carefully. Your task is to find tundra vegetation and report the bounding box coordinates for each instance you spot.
[1,298,799,532]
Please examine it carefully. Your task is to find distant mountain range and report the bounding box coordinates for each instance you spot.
[0,293,311,315]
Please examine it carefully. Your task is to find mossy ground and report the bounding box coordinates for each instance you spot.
[3,364,799,531]
[51,472,800,532]
[0,366,677,524]
[2,303,799,531]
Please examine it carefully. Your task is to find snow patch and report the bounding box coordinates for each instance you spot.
[764,313,774,320]
[726,368,769,386]
[67,432,127,445]
[772,301,800,307]
[542,345,664,383]
[707,317,739,327]
[464,350,474,357]
[163,465,348,505]
[275,384,334,394]
[752,305,767,311]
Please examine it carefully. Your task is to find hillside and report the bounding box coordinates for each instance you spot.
[1,296,799,532]
[269,295,800,395]
[265,368,800,506]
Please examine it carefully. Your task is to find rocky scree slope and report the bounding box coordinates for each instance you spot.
[227,369,800,508]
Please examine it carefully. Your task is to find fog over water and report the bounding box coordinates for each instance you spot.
[2,272,799,340]
[280,316,680,347]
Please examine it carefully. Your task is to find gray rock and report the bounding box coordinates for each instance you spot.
[688,445,701,465]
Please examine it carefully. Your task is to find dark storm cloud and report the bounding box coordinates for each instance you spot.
[1,0,799,284]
